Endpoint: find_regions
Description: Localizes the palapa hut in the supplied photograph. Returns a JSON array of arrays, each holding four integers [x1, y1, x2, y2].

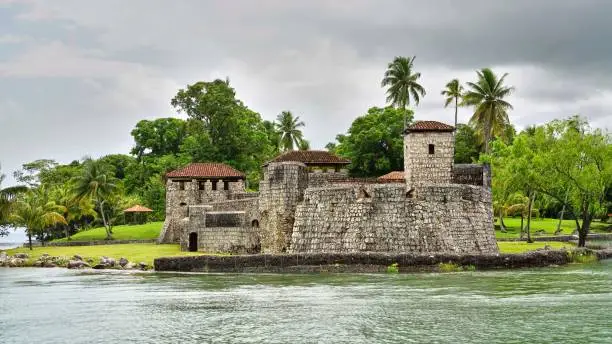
[[123, 204, 153, 225]]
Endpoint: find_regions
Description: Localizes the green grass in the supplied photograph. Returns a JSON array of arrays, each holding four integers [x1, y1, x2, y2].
[[497, 241, 574, 254], [495, 218, 609, 239], [5, 243, 201, 266], [54, 222, 163, 242]]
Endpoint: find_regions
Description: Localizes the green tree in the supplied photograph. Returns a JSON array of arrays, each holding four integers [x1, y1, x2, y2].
[[98, 154, 136, 180], [334, 106, 411, 177], [130, 118, 188, 160], [73, 160, 118, 239], [441, 79, 464, 128], [171, 79, 277, 187], [532, 117, 612, 246], [13, 159, 58, 187], [454, 124, 481, 163], [10, 186, 66, 249], [275, 111, 305, 151], [381, 56, 425, 128], [1, 166, 28, 235], [463, 68, 514, 153]]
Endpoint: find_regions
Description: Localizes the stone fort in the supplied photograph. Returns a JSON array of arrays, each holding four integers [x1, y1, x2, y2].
[[157, 120, 498, 254]]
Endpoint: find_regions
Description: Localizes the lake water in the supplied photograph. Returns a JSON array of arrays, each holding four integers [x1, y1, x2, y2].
[[0, 227, 26, 250], [1, 262, 611, 344]]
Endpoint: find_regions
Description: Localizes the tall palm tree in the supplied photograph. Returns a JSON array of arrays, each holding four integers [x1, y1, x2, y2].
[[463, 68, 514, 153], [381, 56, 426, 128], [275, 111, 305, 151], [10, 186, 66, 250], [441, 79, 464, 128], [0, 166, 27, 228], [73, 160, 117, 239]]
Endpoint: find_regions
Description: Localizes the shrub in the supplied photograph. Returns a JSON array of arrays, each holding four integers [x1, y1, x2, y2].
[[463, 264, 476, 272], [386, 263, 399, 273], [569, 250, 598, 264], [438, 262, 462, 272]]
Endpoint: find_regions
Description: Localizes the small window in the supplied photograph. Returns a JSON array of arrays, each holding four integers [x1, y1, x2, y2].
[[428, 144, 435, 155], [179, 181, 185, 190], [198, 181, 205, 190], [211, 180, 218, 191], [223, 181, 229, 190]]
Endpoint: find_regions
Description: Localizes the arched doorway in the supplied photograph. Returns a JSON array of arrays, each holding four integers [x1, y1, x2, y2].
[[251, 219, 259, 228], [188, 232, 198, 252]]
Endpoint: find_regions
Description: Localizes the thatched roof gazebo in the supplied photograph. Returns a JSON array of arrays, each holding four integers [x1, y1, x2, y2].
[[123, 205, 153, 225]]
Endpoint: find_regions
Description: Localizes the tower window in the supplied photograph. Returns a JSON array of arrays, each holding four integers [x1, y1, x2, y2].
[[198, 181, 205, 190], [428, 144, 435, 155], [179, 181, 185, 190], [223, 181, 229, 190], [211, 180, 218, 191]]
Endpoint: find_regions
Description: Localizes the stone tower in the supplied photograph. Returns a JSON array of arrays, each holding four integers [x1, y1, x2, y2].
[[258, 161, 309, 253], [404, 121, 455, 190]]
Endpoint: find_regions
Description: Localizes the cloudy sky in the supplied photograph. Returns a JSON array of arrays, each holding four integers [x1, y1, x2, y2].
[[1, 0, 611, 185]]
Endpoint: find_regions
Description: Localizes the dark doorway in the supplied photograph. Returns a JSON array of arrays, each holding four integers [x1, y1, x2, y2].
[[188, 232, 198, 252], [251, 219, 259, 228]]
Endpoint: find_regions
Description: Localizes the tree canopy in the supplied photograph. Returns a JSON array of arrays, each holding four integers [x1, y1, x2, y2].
[[332, 106, 411, 177]]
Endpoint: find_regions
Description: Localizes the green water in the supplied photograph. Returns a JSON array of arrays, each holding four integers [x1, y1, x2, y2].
[[1, 262, 611, 344]]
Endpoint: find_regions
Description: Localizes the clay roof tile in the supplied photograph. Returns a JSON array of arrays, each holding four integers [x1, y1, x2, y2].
[[165, 163, 245, 179], [264, 150, 351, 166], [407, 121, 455, 132], [377, 171, 405, 181]]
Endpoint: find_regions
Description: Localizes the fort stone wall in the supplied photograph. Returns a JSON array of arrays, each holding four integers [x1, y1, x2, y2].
[[289, 183, 497, 254]]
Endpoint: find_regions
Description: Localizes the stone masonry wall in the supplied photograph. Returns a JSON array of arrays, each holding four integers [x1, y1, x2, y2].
[[158, 178, 248, 244], [405, 131, 454, 189], [290, 183, 497, 254], [307, 170, 349, 187], [258, 162, 309, 253], [182, 205, 259, 254]]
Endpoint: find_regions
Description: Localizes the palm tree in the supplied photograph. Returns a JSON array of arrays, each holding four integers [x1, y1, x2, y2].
[[381, 56, 426, 128], [10, 186, 66, 250], [52, 185, 97, 240], [0, 165, 27, 228], [463, 68, 514, 153], [441, 79, 464, 128], [275, 111, 305, 151], [73, 160, 117, 239]]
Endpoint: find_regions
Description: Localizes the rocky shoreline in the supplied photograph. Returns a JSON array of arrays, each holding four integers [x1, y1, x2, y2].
[[0, 251, 150, 270]]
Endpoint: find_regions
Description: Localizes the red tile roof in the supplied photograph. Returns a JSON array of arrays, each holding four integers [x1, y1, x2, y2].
[[377, 171, 405, 181], [264, 150, 351, 166], [123, 205, 153, 213], [165, 163, 245, 179], [407, 121, 454, 132]]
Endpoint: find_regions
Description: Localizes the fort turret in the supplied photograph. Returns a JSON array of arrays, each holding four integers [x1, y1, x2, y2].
[[403, 121, 455, 191]]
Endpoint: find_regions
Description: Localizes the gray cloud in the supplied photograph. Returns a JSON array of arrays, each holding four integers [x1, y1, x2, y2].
[[0, 0, 611, 184]]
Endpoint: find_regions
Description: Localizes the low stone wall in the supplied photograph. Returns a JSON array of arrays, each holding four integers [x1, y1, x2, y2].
[[496, 233, 612, 242], [154, 249, 612, 273], [36, 239, 157, 247]]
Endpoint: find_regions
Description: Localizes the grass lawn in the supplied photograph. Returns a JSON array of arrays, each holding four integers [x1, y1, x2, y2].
[[4, 241, 576, 267], [497, 241, 574, 254], [54, 222, 164, 242], [5, 243, 201, 266], [495, 217, 610, 239]]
